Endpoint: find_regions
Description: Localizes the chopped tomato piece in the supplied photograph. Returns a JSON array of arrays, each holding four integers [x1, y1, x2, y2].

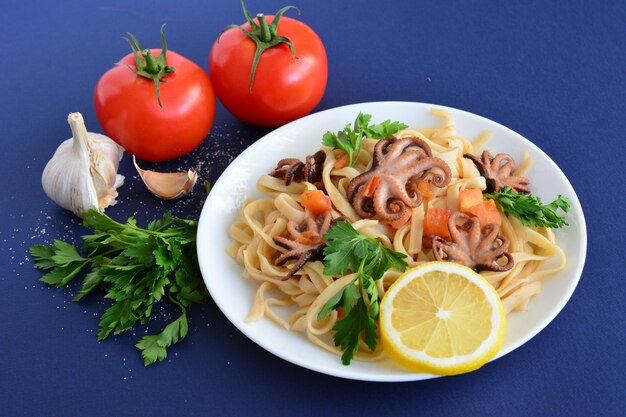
[[333, 151, 350, 169], [362, 176, 381, 198], [467, 199, 501, 226], [299, 190, 332, 216], [459, 188, 484, 213], [423, 207, 453, 238], [416, 180, 434, 201]]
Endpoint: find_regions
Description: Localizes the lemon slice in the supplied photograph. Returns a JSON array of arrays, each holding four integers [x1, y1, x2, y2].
[[380, 262, 506, 375]]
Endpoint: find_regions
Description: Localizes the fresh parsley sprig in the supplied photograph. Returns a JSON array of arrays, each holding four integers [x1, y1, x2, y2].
[[318, 221, 408, 365], [322, 113, 408, 167], [485, 186, 571, 228], [29, 210, 209, 366]]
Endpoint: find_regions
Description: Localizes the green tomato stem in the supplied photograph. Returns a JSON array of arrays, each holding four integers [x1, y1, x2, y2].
[[142, 50, 160, 74], [221, 1, 300, 92], [257, 14, 272, 42], [119, 25, 176, 107]]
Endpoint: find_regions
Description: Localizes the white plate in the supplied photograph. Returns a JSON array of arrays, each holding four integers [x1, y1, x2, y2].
[[197, 102, 587, 381]]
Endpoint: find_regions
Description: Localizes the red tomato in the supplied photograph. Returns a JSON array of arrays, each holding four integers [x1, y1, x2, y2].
[[423, 207, 453, 239], [94, 49, 215, 162], [467, 199, 502, 226], [299, 190, 332, 216], [459, 188, 484, 212], [210, 15, 327, 127]]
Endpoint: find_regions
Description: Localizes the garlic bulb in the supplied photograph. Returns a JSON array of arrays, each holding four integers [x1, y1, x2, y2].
[[42, 112, 125, 217], [133, 156, 197, 200]]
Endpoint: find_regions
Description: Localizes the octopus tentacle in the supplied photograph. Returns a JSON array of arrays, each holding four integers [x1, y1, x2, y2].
[[284, 161, 304, 185], [286, 219, 303, 238], [432, 236, 471, 265], [373, 139, 394, 166], [403, 137, 433, 157], [274, 247, 321, 280], [448, 214, 468, 252], [476, 251, 514, 272], [345, 170, 376, 201], [373, 195, 409, 222], [386, 137, 432, 159], [319, 210, 332, 233], [415, 157, 453, 188], [487, 238, 511, 259], [489, 252, 514, 272], [351, 191, 375, 218], [466, 216, 483, 252], [391, 152, 421, 172], [476, 223, 501, 252], [303, 151, 327, 183], [491, 153, 515, 177], [376, 175, 420, 208]]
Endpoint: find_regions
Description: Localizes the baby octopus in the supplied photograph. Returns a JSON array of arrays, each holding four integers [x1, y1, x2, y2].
[[464, 150, 530, 194], [269, 150, 326, 186], [346, 137, 451, 227], [273, 212, 335, 280], [432, 212, 514, 272]]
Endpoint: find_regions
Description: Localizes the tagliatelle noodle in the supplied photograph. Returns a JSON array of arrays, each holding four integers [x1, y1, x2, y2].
[[227, 108, 567, 361]]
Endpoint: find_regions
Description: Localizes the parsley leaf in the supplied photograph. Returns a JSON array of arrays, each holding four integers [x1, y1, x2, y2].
[[357, 113, 408, 139], [322, 221, 371, 276], [485, 187, 571, 228], [29, 209, 209, 366], [31, 241, 89, 287], [72, 269, 105, 301], [319, 221, 408, 365], [30, 244, 58, 270], [148, 212, 174, 232], [332, 295, 378, 365], [317, 280, 360, 321], [135, 305, 188, 365], [322, 127, 359, 166], [321, 113, 408, 167]]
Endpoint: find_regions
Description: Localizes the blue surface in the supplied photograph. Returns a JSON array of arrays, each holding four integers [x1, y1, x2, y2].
[[1, 0, 624, 416]]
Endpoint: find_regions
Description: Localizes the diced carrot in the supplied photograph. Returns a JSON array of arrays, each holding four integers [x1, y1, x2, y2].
[[299, 190, 332, 216], [416, 180, 434, 201], [423, 207, 453, 238], [361, 176, 381, 198], [467, 199, 501, 226], [333, 151, 350, 169], [459, 189, 484, 213]]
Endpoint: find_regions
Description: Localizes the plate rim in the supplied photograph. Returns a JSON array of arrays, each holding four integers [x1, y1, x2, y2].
[[197, 101, 587, 381]]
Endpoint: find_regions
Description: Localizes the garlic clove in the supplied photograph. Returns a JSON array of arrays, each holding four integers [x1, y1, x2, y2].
[[42, 113, 124, 217], [133, 156, 197, 200]]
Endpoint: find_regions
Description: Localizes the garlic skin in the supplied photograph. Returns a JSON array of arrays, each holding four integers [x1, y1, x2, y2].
[[133, 156, 197, 200], [42, 113, 125, 217]]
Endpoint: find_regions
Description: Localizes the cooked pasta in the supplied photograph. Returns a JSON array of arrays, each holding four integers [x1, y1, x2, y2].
[[227, 109, 566, 362]]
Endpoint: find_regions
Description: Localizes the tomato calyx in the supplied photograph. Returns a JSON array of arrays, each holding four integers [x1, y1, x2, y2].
[[119, 24, 175, 107], [219, 0, 300, 91]]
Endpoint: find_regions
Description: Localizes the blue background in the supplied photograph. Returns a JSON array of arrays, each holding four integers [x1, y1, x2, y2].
[[1, 0, 624, 416]]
